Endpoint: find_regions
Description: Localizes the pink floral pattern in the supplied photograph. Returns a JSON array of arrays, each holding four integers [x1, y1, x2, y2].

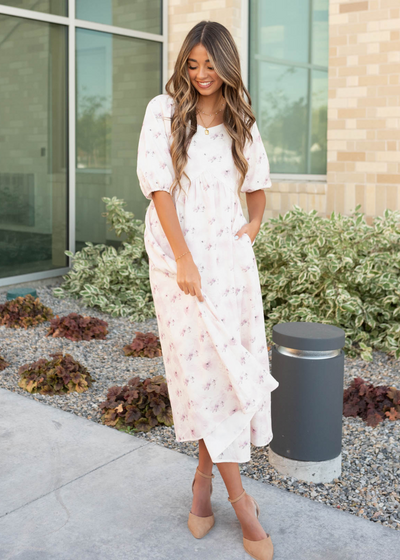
[[137, 94, 279, 463]]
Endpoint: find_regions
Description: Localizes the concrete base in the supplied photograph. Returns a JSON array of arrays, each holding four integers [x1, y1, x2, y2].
[[269, 447, 342, 483]]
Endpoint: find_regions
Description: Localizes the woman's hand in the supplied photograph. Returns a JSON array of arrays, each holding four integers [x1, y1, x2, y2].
[[234, 219, 261, 244], [176, 253, 204, 302]]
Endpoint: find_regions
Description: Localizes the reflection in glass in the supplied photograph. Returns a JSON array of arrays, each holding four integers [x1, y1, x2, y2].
[[0, 15, 68, 278], [257, 0, 309, 64], [0, 1, 67, 16], [311, 71, 328, 174], [76, 28, 161, 249], [257, 63, 308, 174], [312, 0, 329, 67], [76, 0, 162, 34]]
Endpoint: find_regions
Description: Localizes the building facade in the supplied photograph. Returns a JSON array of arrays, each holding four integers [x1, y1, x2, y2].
[[0, 0, 398, 286]]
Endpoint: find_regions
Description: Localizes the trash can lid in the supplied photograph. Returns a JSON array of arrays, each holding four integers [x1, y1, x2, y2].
[[272, 322, 345, 351]]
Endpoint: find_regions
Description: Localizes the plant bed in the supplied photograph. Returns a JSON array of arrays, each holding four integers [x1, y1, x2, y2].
[[1, 287, 399, 531], [0, 294, 53, 328], [47, 313, 108, 341], [343, 377, 400, 427], [123, 331, 162, 358], [18, 352, 96, 395], [99, 375, 173, 432]]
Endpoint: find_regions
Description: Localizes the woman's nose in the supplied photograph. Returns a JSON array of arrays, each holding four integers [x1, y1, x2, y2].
[[196, 66, 209, 79]]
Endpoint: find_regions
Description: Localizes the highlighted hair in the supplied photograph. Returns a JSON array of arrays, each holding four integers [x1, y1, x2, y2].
[[165, 20, 255, 199]]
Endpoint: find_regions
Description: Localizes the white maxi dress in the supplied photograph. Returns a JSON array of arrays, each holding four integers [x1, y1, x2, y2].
[[137, 93, 279, 463]]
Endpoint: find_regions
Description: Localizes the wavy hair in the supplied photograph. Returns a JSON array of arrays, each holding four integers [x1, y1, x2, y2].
[[165, 20, 255, 199]]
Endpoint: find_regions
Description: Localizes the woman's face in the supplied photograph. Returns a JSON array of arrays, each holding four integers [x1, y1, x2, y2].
[[187, 43, 224, 97]]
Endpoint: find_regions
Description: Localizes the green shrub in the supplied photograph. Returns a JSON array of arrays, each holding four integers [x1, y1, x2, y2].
[[123, 331, 162, 358], [99, 375, 173, 432], [343, 377, 400, 427], [18, 352, 95, 395], [254, 205, 400, 361], [0, 295, 53, 328], [53, 197, 154, 322], [47, 313, 108, 341], [0, 355, 9, 371]]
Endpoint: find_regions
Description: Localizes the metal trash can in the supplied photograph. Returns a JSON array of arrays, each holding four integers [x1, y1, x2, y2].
[[269, 322, 345, 483]]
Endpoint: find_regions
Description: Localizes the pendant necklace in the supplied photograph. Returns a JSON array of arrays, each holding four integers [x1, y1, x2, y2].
[[196, 98, 225, 135]]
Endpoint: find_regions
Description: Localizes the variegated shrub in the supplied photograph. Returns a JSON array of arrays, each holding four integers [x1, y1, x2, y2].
[[54, 197, 154, 322], [254, 205, 400, 362]]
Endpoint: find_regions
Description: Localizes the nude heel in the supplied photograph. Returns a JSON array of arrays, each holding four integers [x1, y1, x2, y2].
[[187, 467, 215, 539], [228, 489, 274, 560]]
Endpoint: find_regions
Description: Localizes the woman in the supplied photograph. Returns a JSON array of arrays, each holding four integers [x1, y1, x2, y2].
[[137, 20, 279, 560]]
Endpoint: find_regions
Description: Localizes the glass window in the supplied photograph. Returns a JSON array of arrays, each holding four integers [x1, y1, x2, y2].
[[0, 14, 68, 279], [257, 1, 309, 64], [249, 0, 329, 175], [256, 63, 308, 174], [312, 0, 329, 67], [76, 0, 162, 35], [75, 28, 161, 249], [311, 70, 328, 174], [0, 1, 67, 16]]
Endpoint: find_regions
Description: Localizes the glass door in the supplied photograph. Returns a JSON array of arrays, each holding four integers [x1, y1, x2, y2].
[[0, 13, 68, 278]]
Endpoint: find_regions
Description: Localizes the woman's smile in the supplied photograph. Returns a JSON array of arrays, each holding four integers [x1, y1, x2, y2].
[[197, 81, 213, 89]]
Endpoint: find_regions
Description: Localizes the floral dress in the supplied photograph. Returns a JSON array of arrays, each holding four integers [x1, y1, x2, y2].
[[137, 93, 279, 463]]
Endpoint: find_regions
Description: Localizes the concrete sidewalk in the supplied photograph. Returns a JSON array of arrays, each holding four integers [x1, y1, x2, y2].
[[0, 388, 398, 560]]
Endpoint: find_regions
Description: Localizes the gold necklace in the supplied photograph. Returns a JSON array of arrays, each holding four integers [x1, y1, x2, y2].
[[197, 99, 225, 117], [196, 98, 225, 135], [198, 111, 218, 135]]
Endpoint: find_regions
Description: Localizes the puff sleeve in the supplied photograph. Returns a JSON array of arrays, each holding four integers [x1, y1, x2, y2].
[[240, 120, 272, 193], [137, 96, 174, 200]]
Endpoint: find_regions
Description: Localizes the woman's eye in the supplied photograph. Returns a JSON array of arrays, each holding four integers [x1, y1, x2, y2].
[[188, 66, 214, 70]]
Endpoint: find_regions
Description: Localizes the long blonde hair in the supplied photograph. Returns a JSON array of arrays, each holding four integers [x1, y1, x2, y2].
[[165, 20, 255, 199]]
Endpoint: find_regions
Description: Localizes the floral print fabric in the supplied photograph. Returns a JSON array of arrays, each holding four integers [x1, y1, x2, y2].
[[137, 94, 279, 463]]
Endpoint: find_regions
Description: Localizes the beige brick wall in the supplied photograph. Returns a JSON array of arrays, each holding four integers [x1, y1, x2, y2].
[[328, 0, 400, 224]]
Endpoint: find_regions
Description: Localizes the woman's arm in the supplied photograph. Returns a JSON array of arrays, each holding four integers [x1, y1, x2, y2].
[[152, 191, 204, 302], [235, 190, 266, 243]]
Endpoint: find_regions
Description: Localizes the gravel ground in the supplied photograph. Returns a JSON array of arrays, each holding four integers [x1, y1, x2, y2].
[[0, 285, 399, 532]]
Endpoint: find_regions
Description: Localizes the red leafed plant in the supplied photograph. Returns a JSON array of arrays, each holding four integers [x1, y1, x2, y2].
[[0, 295, 53, 328], [0, 355, 10, 371], [99, 375, 173, 432], [18, 352, 95, 395], [123, 331, 162, 358], [343, 377, 400, 427], [47, 313, 108, 341]]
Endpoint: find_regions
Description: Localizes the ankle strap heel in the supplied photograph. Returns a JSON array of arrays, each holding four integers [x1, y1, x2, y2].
[[228, 488, 246, 504], [192, 467, 215, 496], [228, 489, 273, 558], [188, 467, 216, 539], [228, 489, 261, 519], [196, 467, 215, 480]]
